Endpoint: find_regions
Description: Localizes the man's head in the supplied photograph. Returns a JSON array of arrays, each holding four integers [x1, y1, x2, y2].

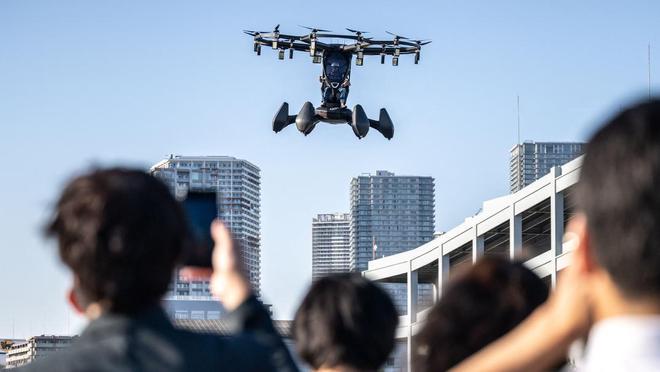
[[46, 168, 187, 314], [293, 274, 398, 371], [414, 257, 549, 372], [572, 99, 660, 304]]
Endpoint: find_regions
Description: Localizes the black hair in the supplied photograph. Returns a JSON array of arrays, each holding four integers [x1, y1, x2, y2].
[[576, 99, 660, 299], [414, 257, 549, 372], [293, 274, 399, 371], [46, 168, 187, 313]]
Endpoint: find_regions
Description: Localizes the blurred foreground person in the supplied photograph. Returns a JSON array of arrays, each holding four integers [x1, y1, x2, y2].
[[293, 274, 398, 372], [453, 99, 660, 372], [414, 257, 549, 371], [21, 169, 298, 371]]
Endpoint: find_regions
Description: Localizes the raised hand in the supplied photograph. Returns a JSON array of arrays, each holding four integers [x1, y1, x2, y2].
[[209, 220, 252, 311]]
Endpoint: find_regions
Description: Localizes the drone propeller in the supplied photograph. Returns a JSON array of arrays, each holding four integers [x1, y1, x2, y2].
[[386, 31, 410, 40], [413, 39, 432, 46], [244, 25, 281, 36], [299, 25, 332, 33], [244, 29, 275, 36], [346, 28, 369, 35]]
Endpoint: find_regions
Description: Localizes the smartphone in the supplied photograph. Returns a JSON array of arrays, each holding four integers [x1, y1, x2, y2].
[[180, 191, 218, 268]]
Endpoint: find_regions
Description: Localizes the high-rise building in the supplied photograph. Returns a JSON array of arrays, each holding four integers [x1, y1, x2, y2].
[[151, 155, 262, 297], [350, 171, 435, 273], [349, 171, 436, 315], [312, 213, 351, 280], [510, 141, 584, 193]]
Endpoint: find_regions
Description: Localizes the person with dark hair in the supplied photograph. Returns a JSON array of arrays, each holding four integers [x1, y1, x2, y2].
[[414, 257, 549, 372], [453, 99, 660, 372], [20, 168, 298, 372], [293, 274, 398, 372]]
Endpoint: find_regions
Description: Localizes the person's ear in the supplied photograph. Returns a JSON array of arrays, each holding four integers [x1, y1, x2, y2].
[[565, 213, 596, 273], [67, 277, 85, 314]]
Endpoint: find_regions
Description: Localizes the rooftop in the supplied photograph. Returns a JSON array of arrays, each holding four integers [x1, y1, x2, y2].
[[175, 319, 293, 338], [150, 155, 259, 172]]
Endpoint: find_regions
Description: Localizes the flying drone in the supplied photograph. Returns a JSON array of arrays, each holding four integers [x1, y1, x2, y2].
[[244, 25, 430, 139]]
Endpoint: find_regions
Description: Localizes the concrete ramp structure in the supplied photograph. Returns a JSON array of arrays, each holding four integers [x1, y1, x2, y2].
[[363, 156, 584, 371]]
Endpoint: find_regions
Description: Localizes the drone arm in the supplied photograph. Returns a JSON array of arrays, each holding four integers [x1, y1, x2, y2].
[[252, 40, 317, 54], [252, 32, 304, 41], [314, 33, 361, 40], [361, 47, 418, 55], [339, 42, 371, 52], [287, 43, 314, 52], [311, 40, 330, 50], [339, 44, 358, 52]]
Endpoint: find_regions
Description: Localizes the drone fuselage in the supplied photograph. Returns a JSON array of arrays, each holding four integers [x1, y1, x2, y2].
[[245, 26, 430, 139], [271, 48, 394, 139], [320, 50, 352, 108]]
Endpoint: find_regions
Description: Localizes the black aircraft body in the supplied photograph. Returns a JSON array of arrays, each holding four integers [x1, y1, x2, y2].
[[244, 25, 430, 139]]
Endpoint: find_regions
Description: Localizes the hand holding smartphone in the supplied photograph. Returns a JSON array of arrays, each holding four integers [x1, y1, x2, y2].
[[177, 192, 253, 309], [180, 191, 218, 268]]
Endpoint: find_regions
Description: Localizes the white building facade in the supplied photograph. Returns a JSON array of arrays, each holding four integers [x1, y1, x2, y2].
[[312, 213, 351, 280], [350, 171, 435, 272], [510, 141, 584, 193], [364, 156, 583, 371], [350, 171, 436, 315], [5, 336, 77, 369]]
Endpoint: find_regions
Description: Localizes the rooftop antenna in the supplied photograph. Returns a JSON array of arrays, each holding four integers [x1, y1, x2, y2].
[[517, 95, 521, 145], [649, 43, 652, 100]]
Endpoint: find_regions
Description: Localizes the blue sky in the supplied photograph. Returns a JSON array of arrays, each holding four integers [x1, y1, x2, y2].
[[0, 0, 658, 337]]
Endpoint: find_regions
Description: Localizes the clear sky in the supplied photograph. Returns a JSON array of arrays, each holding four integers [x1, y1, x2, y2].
[[0, 0, 658, 337]]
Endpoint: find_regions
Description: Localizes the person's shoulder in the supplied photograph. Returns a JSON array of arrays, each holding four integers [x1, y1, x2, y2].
[[171, 328, 283, 370], [171, 326, 268, 354]]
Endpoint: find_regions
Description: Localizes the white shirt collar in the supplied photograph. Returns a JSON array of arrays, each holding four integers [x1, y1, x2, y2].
[[582, 315, 660, 372]]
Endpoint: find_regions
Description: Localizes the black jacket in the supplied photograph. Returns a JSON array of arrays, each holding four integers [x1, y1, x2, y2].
[[19, 296, 299, 372]]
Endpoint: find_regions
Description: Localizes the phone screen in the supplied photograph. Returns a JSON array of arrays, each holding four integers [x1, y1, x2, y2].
[[181, 191, 218, 268]]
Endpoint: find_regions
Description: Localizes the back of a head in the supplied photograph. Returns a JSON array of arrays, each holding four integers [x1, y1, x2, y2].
[[414, 257, 549, 372], [46, 168, 187, 314], [576, 99, 660, 299], [293, 274, 398, 371]]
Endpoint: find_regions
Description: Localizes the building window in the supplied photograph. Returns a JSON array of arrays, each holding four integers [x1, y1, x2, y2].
[[190, 311, 205, 320], [174, 311, 189, 320], [207, 311, 221, 320]]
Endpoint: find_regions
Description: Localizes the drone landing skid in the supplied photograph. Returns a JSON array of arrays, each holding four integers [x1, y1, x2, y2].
[[272, 102, 394, 140]]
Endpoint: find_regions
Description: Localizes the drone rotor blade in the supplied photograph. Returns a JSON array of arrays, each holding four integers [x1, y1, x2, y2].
[[315, 33, 361, 41], [299, 25, 332, 32], [386, 31, 409, 40], [244, 29, 272, 35], [346, 28, 369, 34]]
